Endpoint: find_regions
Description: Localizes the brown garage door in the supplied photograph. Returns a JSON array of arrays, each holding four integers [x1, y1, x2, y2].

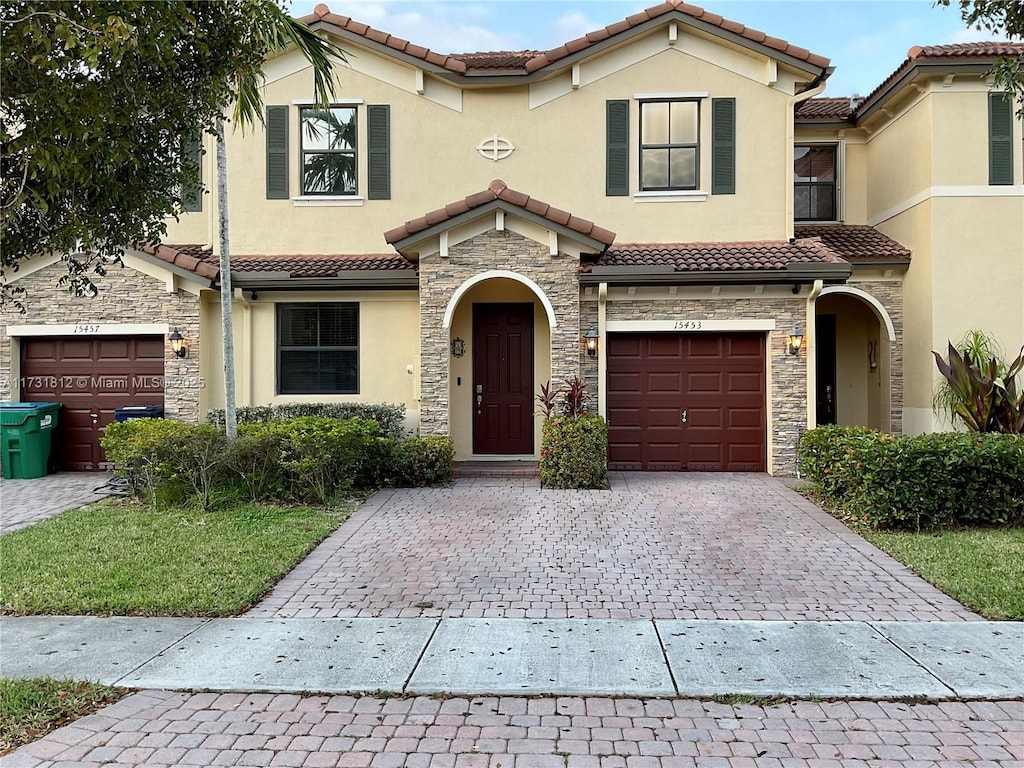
[[21, 337, 165, 470], [607, 333, 766, 471]]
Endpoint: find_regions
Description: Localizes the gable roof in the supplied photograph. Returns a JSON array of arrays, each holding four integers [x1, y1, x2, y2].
[[302, 0, 830, 81], [384, 179, 616, 251], [795, 97, 857, 121]]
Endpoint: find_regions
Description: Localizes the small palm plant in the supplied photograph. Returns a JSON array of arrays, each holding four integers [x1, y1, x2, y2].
[[933, 331, 1024, 434]]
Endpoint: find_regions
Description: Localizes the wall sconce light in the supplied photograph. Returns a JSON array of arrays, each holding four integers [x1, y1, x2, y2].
[[450, 338, 465, 358], [169, 328, 189, 358], [868, 340, 878, 370], [584, 327, 600, 357], [787, 326, 804, 356]]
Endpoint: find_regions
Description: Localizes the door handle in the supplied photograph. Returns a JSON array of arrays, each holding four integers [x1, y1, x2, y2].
[[90, 412, 99, 425], [680, 409, 688, 424], [476, 394, 482, 415]]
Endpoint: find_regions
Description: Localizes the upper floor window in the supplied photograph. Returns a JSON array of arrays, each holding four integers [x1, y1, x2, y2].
[[794, 145, 836, 221], [640, 100, 699, 191], [278, 303, 359, 394], [301, 107, 357, 195]]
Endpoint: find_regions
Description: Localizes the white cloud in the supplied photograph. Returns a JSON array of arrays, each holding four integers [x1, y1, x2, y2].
[[947, 26, 1014, 43], [543, 10, 599, 47]]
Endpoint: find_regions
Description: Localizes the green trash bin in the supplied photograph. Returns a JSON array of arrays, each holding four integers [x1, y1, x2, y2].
[[0, 402, 61, 479]]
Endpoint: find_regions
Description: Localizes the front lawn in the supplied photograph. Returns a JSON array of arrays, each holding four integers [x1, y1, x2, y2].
[[0, 501, 350, 616], [0, 678, 124, 754], [863, 526, 1024, 621]]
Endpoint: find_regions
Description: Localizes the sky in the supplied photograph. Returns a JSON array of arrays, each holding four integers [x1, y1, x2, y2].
[[286, 0, 1015, 98]]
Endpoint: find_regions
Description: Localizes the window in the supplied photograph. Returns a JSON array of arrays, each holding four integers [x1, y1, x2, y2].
[[301, 107, 357, 195], [794, 145, 837, 221], [640, 100, 699, 191], [278, 303, 359, 394]]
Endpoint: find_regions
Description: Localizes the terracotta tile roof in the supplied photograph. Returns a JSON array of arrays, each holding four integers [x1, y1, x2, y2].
[[796, 97, 857, 120], [136, 243, 219, 280], [793, 225, 911, 261], [137, 244, 412, 280], [580, 239, 846, 273], [384, 179, 616, 247], [860, 41, 1024, 116], [450, 51, 543, 70], [304, 1, 829, 76], [231, 254, 413, 277]]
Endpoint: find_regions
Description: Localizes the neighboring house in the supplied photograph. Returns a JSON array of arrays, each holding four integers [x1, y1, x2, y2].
[[2, 2, 1022, 474]]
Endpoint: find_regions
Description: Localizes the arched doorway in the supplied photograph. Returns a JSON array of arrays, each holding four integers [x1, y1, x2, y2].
[[815, 287, 896, 431], [444, 273, 554, 460]]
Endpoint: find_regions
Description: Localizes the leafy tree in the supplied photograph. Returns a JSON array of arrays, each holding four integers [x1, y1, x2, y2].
[[0, 1, 340, 305], [938, 0, 1024, 113]]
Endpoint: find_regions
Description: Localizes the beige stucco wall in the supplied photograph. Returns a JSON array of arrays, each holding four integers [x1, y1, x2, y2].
[[198, 289, 421, 425], [865, 97, 934, 222], [816, 293, 883, 429], [166, 29, 801, 253]]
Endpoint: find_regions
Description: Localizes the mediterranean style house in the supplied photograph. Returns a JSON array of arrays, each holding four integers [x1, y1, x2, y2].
[[2, 1, 1022, 474]]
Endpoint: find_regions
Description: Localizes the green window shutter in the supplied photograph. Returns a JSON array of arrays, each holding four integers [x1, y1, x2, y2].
[[266, 105, 290, 199], [606, 100, 630, 196], [182, 130, 203, 212], [989, 92, 1014, 186], [711, 97, 736, 195], [367, 104, 390, 200]]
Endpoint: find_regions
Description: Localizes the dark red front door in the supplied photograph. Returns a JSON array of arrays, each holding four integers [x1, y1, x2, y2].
[[473, 303, 534, 454]]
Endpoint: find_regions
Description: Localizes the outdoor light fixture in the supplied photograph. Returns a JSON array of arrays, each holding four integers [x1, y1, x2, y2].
[[787, 326, 804, 356], [584, 328, 600, 357], [450, 338, 465, 358], [169, 328, 188, 358]]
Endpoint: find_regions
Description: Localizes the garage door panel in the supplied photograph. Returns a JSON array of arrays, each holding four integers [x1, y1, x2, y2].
[[607, 332, 765, 472], [21, 336, 165, 471]]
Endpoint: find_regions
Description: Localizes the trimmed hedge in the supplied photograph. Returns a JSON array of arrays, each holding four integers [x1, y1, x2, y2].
[[207, 402, 406, 440], [540, 414, 609, 489], [798, 427, 1024, 530], [102, 417, 454, 510]]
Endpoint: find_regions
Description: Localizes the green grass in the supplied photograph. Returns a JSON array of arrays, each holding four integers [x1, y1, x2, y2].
[[0, 501, 350, 616], [863, 526, 1024, 621], [1, 678, 124, 754]]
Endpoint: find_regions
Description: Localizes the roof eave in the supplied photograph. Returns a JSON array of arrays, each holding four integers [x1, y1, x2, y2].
[[855, 60, 998, 123], [848, 258, 911, 271], [230, 271, 419, 290], [795, 118, 857, 130], [126, 247, 218, 288], [579, 262, 851, 285]]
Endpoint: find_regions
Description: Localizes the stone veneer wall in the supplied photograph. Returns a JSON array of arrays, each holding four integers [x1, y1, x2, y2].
[[418, 229, 581, 436], [580, 293, 807, 476], [0, 261, 203, 422], [849, 279, 904, 435]]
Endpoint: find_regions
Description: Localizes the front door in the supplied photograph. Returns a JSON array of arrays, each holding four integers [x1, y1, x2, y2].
[[472, 303, 534, 454], [816, 314, 837, 425]]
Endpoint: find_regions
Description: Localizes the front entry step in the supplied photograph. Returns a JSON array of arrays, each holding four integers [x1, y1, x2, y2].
[[453, 461, 538, 478]]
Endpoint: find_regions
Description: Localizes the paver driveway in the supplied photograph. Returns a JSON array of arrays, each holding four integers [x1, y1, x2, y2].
[[0, 472, 113, 534], [251, 474, 976, 622]]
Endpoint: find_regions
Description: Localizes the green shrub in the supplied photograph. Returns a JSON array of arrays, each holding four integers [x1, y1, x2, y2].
[[224, 425, 287, 502], [540, 414, 609, 489], [798, 427, 1024, 530], [271, 417, 381, 505], [102, 419, 198, 505], [208, 403, 407, 440], [394, 436, 454, 487]]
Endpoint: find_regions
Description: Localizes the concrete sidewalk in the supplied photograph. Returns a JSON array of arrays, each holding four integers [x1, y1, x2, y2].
[[3, 615, 1020, 700]]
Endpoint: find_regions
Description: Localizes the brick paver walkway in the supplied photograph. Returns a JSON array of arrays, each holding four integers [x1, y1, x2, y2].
[[5, 691, 1021, 768], [0, 472, 113, 534], [250, 474, 977, 622]]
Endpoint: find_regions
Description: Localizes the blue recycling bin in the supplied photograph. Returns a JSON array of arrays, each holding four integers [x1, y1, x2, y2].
[[113, 405, 165, 423]]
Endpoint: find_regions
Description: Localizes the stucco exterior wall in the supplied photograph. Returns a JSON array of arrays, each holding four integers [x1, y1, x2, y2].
[[0, 259, 203, 423], [166, 32, 799, 254]]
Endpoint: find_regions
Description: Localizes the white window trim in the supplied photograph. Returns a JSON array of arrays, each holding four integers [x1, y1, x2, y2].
[[633, 190, 708, 203], [292, 98, 364, 105], [292, 196, 365, 207], [633, 92, 709, 100]]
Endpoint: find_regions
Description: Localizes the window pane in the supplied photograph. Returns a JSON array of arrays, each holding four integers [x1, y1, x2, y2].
[[670, 102, 698, 144], [641, 102, 669, 144], [301, 109, 333, 151], [279, 305, 318, 346], [641, 148, 669, 188], [669, 147, 697, 188], [318, 350, 358, 393], [319, 304, 358, 346], [808, 146, 835, 181], [794, 186, 811, 219], [329, 108, 357, 150], [279, 350, 322, 393], [811, 184, 835, 220], [303, 153, 356, 194]]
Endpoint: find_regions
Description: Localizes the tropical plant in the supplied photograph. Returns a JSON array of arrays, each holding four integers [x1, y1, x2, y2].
[[933, 339, 1024, 434], [537, 380, 557, 418], [561, 376, 590, 417]]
